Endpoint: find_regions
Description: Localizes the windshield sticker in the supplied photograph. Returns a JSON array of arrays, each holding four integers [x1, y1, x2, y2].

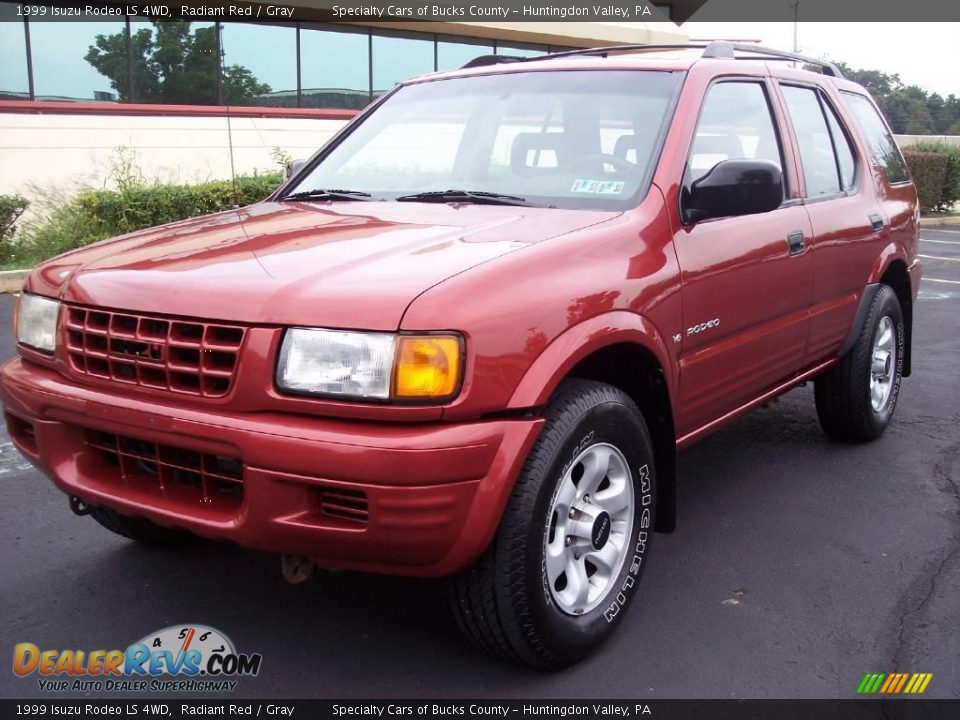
[[570, 179, 626, 195]]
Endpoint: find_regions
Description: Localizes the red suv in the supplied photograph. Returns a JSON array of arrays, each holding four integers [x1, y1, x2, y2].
[[2, 43, 920, 668]]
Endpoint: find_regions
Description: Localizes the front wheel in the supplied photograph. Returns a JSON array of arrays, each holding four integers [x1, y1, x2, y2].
[[814, 284, 905, 442], [448, 379, 656, 668]]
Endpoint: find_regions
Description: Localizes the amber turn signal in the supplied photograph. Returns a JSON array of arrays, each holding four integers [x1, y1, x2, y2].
[[393, 335, 462, 400]]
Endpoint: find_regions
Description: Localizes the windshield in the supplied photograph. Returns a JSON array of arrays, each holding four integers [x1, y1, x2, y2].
[[285, 70, 682, 210]]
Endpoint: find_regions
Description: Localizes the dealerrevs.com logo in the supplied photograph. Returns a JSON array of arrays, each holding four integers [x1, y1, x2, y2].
[[13, 624, 262, 693]]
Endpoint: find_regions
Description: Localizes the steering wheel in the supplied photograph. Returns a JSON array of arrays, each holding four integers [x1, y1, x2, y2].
[[567, 153, 636, 175]]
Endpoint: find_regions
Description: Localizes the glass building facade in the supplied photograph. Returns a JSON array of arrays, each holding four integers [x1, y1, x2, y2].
[[0, 3, 567, 109]]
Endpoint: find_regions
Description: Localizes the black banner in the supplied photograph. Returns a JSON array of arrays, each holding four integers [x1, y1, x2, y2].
[[1, 0, 960, 23], [3, 699, 960, 719]]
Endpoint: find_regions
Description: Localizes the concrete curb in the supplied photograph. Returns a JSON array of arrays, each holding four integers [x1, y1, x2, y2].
[[920, 216, 960, 227], [0, 269, 29, 293]]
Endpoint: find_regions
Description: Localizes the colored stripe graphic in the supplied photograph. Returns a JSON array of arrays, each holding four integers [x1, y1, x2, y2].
[[858, 672, 932, 694], [894, 673, 910, 693]]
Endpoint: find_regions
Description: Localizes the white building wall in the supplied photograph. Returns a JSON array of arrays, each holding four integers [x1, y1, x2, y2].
[[0, 111, 957, 200], [0, 112, 350, 196]]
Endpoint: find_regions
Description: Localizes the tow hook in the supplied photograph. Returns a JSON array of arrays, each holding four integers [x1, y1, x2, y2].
[[69, 496, 92, 516], [280, 554, 315, 584]]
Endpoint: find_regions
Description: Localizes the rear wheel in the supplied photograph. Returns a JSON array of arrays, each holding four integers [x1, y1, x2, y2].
[[448, 379, 656, 668], [815, 284, 905, 442], [89, 505, 196, 546]]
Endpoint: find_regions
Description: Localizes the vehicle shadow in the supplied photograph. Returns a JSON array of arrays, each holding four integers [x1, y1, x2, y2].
[[43, 385, 853, 698]]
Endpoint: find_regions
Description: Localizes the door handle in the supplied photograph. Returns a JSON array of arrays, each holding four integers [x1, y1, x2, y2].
[[786, 231, 805, 256], [869, 213, 885, 232]]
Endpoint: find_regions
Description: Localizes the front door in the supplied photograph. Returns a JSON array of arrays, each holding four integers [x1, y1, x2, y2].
[[673, 79, 815, 435]]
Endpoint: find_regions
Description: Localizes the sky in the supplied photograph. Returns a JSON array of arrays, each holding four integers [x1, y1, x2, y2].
[[676, 22, 960, 98]]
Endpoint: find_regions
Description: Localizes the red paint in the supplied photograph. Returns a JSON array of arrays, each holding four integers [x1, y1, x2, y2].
[[1, 55, 920, 576], [0, 99, 358, 121]]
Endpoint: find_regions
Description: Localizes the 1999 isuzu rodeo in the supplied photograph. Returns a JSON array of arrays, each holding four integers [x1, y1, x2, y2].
[[2, 42, 921, 668]]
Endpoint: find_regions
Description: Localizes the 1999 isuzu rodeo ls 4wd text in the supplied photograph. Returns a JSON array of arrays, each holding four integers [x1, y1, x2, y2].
[[1, 42, 920, 668]]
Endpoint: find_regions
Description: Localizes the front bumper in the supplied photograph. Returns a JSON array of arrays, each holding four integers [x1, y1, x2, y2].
[[1, 357, 543, 577]]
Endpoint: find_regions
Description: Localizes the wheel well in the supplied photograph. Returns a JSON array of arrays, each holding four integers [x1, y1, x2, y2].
[[880, 260, 913, 377], [567, 343, 677, 533]]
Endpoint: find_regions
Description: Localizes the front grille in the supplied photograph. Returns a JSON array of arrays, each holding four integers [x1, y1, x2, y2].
[[87, 430, 244, 510], [65, 306, 245, 398]]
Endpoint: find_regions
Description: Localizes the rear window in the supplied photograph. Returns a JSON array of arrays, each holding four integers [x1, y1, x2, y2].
[[841, 92, 909, 184]]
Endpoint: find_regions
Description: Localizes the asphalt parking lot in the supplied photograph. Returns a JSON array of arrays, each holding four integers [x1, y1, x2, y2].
[[1, 227, 958, 700]]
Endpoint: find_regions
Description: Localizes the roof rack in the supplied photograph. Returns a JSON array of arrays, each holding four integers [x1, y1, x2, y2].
[[460, 54, 524, 69], [461, 41, 844, 78]]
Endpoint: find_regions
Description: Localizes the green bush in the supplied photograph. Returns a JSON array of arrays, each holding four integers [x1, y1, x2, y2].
[[910, 142, 960, 212], [0, 193, 28, 264], [2, 172, 283, 270], [902, 150, 948, 212], [76, 172, 283, 237]]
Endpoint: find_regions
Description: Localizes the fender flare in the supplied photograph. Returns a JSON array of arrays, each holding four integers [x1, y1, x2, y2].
[[839, 283, 880, 357], [506, 311, 679, 534], [507, 310, 675, 411]]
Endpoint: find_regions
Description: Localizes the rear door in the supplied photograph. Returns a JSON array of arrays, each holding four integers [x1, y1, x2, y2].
[[772, 79, 889, 363], [672, 78, 815, 434]]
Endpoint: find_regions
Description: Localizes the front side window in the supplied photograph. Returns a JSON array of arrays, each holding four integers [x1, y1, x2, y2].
[[841, 92, 909, 184], [780, 85, 842, 197], [287, 70, 682, 211], [687, 81, 784, 185]]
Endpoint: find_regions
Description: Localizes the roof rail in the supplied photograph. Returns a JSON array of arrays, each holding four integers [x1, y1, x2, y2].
[[460, 55, 524, 69], [702, 41, 844, 77], [460, 42, 844, 78]]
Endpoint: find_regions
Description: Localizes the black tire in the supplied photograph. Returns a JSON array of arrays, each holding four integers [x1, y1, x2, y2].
[[448, 379, 656, 669], [89, 505, 196, 546], [814, 284, 905, 442]]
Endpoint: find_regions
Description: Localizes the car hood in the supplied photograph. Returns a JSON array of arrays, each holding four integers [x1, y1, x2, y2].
[[28, 201, 617, 329]]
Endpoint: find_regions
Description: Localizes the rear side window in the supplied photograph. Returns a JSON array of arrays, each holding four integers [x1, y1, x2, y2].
[[841, 92, 909, 184], [781, 85, 841, 197], [823, 100, 857, 191], [688, 81, 784, 184]]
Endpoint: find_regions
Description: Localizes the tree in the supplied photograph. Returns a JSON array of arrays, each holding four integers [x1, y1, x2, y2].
[[85, 21, 270, 105], [831, 62, 960, 136]]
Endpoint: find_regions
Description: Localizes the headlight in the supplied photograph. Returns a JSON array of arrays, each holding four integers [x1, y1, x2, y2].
[[16, 293, 60, 353], [277, 328, 462, 402]]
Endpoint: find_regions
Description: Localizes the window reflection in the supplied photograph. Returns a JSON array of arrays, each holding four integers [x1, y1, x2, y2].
[[31, 20, 124, 101], [220, 23, 296, 106], [372, 33, 434, 98], [437, 39, 494, 71], [9, 12, 569, 110], [126, 20, 219, 105], [0, 5, 29, 99], [496, 43, 549, 59], [301, 26, 369, 109]]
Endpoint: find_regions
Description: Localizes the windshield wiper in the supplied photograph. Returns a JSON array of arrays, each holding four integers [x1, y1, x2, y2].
[[283, 188, 373, 202], [394, 190, 534, 207]]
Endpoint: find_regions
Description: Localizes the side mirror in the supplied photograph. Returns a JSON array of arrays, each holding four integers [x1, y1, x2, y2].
[[285, 159, 306, 180], [682, 159, 783, 224]]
